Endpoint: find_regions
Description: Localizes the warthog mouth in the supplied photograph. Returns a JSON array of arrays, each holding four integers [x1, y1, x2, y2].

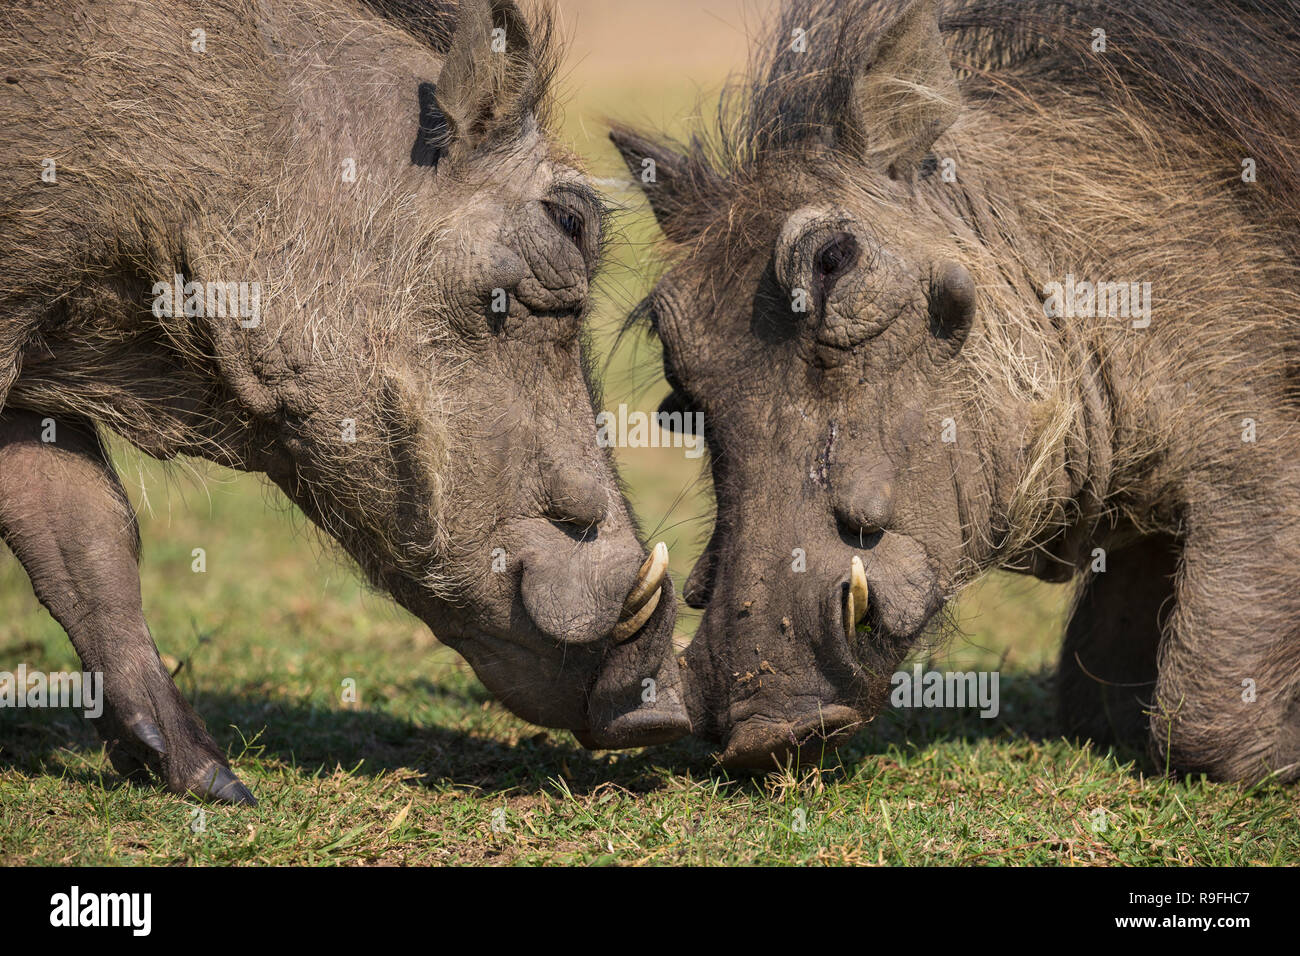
[[719, 704, 864, 770], [714, 558, 884, 770], [412, 542, 687, 748], [578, 546, 691, 749]]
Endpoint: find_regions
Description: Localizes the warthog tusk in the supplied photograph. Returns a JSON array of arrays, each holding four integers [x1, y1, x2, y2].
[[612, 587, 662, 643], [614, 542, 668, 641], [850, 556, 869, 622], [624, 541, 668, 614], [844, 555, 869, 643]]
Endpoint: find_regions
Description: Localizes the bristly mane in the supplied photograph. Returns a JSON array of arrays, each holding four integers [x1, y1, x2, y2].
[[659, 0, 1300, 228], [357, 0, 460, 49]]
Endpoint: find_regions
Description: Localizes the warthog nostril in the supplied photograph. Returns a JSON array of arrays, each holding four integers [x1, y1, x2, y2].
[[612, 541, 668, 642]]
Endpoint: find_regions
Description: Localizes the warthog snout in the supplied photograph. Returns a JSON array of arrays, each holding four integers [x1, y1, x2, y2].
[[581, 545, 692, 749], [686, 564, 871, 771], [678, 529, 936, 770], [504, 528, 687, 749]]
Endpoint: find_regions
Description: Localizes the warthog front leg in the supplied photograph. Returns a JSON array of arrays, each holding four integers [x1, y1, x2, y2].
[[1057, 534, 1179, 749], [0, 409, 255, 803], [1148, 513, 1300, 784]]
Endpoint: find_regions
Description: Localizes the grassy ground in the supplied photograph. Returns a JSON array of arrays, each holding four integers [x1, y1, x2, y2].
[[0, 482, 1293, 865], [1, 0, 1297, 866]]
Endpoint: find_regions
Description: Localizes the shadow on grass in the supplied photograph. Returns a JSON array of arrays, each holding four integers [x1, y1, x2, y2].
[[0, 690, 721, 799], [0, 666, 1153, 799], [842, 667, 1153, 773]]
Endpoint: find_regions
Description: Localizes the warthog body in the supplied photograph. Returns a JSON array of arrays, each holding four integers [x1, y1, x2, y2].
[[614, 0, 1300, 780], [0, 0, 688, 803]]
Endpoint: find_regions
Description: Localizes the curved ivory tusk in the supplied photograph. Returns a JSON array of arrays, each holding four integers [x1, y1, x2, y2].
[[844, 556, 870, 643], [850, 556, 869, 624], [624, 541, 668, 615], [612, 587, 661, 643]]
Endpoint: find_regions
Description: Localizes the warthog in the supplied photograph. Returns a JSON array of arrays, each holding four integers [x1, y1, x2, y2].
[[612, 0, 1300, 780], [0, 0, 689, 804]]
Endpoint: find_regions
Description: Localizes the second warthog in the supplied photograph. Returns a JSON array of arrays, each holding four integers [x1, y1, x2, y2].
[[0, 0, 689, 804], [613, 0, 1300, 780]]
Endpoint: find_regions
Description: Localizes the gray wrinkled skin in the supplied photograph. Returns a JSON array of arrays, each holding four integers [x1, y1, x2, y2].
[[0, 0, 687, 804]]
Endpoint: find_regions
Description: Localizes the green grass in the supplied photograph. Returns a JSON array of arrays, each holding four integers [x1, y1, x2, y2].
[[1, 439, 1295, 866], [1, 73, 1297, 868], [2, 476, 1289, 868]]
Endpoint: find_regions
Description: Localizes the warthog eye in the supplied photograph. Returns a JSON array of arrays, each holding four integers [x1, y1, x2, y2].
[[544, 201, 585, 248], [815, 233, 858, 280]]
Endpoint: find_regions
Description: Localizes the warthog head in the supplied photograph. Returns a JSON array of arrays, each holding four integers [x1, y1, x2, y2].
[[610, 0, 1072, 765], [4, 0, 689, 747], [260, 0, 692, 746]]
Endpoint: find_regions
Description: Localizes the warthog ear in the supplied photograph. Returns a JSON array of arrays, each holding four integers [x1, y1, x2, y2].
[[609, 125, 714, 243], [411, 81, 451, 167], [839, 0, 960, 179], [414, 0, 539, 167]]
